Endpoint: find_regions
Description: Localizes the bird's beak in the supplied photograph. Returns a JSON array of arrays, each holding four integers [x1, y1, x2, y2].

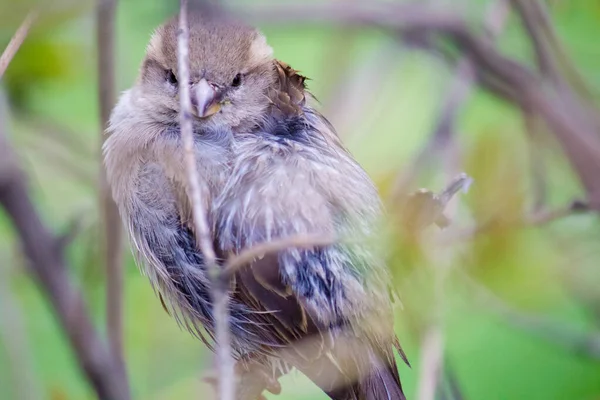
[[191, 79, 221, 118]]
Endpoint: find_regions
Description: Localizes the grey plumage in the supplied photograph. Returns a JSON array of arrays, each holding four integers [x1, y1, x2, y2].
[[103, 12, 407, 400]]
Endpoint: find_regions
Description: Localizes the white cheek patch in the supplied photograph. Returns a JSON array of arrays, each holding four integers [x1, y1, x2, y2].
[[248, 33, 273, 69], [147, 28, 164, 60]]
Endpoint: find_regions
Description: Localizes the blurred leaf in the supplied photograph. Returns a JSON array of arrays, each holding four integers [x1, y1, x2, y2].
[[3, 36, 82, 112], [0, 0, 91, 28], [464, 128, 527, 228]]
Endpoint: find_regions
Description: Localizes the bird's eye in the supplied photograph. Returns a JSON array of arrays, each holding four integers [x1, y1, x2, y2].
[[231, 73, 242, 87], [166, 70, 178, 86]]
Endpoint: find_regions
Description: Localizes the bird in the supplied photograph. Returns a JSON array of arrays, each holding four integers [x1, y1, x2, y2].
[[103, 11, 408, 400]]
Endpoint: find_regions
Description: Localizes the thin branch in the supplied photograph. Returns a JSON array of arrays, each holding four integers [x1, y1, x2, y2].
[[0, 106, 130, 400], [442, 28, 600, 207], [525, 200, 590, 225], [97, 0, 125, 372], [462, 272, 600, 360], [511, 0, 562, 85], [236, 2, 463, 32], [26, 116, 96, 161], [222, 234, 338, 279], [527, 0, 597, 102], [416, 149, 467, 400], [20, 133, 96, 187], [327, 42, 399, 141], [446, 200, 591, 243], [400, 173, 473, 231], [177, 2, 234, 399], [241, 1, 600, 208], [0, 11, 37, 79], [0, 259, 42, 400], [391, 0, 509, 200], [417, 326, 444, 400], [442, 360, 465, 400], [523, 110, 548, 211]]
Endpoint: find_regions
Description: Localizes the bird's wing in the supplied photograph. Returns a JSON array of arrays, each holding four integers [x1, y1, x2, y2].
[[221, 229, 406, 399], [267, 60, 307, 118], [225, 247, 331, 361]]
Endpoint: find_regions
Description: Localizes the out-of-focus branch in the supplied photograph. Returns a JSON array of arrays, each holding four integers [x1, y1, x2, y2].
[[512, 0, 595, 104], [512, 0, 590, 213], [523, 111, 548, 211], [0, 255, 42, 400], [240, 1, 600, 209], [96, 0, 126, 374], [0, 112, 129, 400], [414, 171, 470, 400], [462, 272, 600, 360], [236, 3, 462, 32], [400, 173, 473, 232], [446, 200, 591, 243], [326, 42, 399, 141], [177, 2, 234, 400], [0, 11, 36, 79], [441, 360, 465, 400], [417, 326, 444, 400], [391, 0, 510, 200], [511, 0, 562, 85], [0, 98, 40, 400], [528, 1, 597, 102], [441, 28, 600, 207], [525, 200, 590, 225], [20, 133, 96, 187]]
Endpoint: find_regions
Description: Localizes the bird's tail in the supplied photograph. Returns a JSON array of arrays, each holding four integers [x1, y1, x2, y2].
[[296, 347, 406, 400], [353, 359, 406, 400]]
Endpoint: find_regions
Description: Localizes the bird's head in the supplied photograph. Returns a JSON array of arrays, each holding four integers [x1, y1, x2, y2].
[[137, 13, 276, 131]]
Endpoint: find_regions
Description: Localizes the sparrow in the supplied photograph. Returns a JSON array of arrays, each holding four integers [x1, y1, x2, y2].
[[103, 11, 408, 400]]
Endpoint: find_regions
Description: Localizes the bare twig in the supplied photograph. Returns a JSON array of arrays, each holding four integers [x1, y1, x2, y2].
[[511, 0, 562, 85], [326, 42, 399, 141], [222, 234, 337, 279], [523, 111, 548, 210], [414, 152, 468, 400], [26, 116, 96, 160], [417, 326, 444, 400], [20, 133, 96, 187], [177, 2, 234, 399], [391, 0, 510, 200], [97, 0, 125, 372], [236, 2, 462, 32], [526, 0, 597, 101], [0, 256, 42, 400], [442, 360, 465, 400], [462, 272, 600, 360], [446, 200, 591, 243], [0, 11, 36, 79], [401, 172, 473, 231], [241, 1, 600, 208], [511, 0, 596, 106], [441, 28, 600, 207], [525, 200, 590, 225], [0, 108, 129, 400]]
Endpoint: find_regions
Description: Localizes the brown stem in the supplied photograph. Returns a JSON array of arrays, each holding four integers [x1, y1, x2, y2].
[[0, 120, 130, 400], [96, 0, 126, 372], [447, 200, 591, 243], [177, 2, 234, 399], [511, 0, 562, 84], [390, 0, 509, 200], [0, 261, 42, 399], [240, 1, 600, 208]]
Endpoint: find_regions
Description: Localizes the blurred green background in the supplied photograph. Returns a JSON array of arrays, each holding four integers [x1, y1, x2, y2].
[[1, 0, 600, 399]]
